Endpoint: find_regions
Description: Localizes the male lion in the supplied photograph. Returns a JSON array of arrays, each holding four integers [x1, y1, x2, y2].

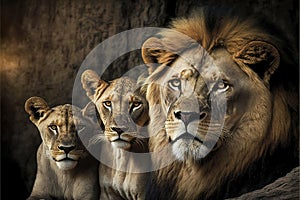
[[142, 6, 299, 200], [81, 70, 150, 200], [25, 97, 99, 200]]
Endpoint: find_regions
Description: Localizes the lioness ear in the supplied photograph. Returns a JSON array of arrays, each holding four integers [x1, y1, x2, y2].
[[82, 101, 99, 123], [82, 101, 104, 131], [81, 69, 109, 102], [233, 41, 280, 84], [142, 37, 176, 74], [25, 97, 50, 124]]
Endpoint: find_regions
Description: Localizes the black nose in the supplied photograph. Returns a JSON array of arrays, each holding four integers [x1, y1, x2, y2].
[[58, 145, 75, 154], [111, 127, 128, 135], [174, 111, 207, 125]]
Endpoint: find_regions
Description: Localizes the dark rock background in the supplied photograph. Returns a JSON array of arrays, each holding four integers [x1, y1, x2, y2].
[[1, 0, 298, 199]]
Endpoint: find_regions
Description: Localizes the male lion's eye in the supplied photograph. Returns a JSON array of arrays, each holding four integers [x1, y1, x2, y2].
[[168, 79, 181, 90], [132, 102, 142, 110], [103, 101, 112, 109], [218, 82, 225, 89], [215, 81, 230, 92]]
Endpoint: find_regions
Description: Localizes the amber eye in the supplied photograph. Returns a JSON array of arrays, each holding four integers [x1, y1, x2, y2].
[[217, 82, 226, 89], [133, 102, 141, 107], [215, 81, 230, 92], [168, 79, 181, 90], [48, 125, 57, 131], [103, 101, 112, 109], [132, 102, 142, 110]]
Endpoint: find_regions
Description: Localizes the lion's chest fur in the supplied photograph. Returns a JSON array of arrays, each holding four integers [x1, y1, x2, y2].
[[147, 130, 249, 200], [148, 131, 217, 200], [99, 149, 149, 200], [29, 144, 99, 200], [100, 165, 147, 200]]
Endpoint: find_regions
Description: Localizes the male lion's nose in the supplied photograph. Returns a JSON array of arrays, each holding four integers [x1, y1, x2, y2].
[[58, 145, 75, 154], [111, 127, 128, 136], [174, 111, 207, 125]]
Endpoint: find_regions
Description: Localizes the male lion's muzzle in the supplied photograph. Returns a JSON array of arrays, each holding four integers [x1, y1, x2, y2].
[[173, 110, 208, 126], [170, 95, 209, 126]]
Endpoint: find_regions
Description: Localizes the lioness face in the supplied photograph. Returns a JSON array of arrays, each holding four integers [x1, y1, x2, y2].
[[81, 70, 149, 151], [25, 97, 96, 170], [96, 78, 149, 150], [42, 106, 86, 169], [151, 48, 258, 161]]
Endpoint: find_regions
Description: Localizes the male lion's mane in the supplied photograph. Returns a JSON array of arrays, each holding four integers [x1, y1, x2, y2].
[[144, 6, 298, 199]]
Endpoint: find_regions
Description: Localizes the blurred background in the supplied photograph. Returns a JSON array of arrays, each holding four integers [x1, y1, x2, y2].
[[1, 0, 298, 199]]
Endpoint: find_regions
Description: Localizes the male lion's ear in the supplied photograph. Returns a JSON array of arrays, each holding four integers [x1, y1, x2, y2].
[[142, 37, 176, 74], [25, 96, 50, 124], [233, 41, 280, 84], [81, 69, 109, 102]]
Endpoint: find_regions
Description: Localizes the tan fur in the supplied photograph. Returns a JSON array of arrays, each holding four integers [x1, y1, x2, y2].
[[25, 97, 99, 200], [142, 6, 298, 199], [81, 70, 150, 200]]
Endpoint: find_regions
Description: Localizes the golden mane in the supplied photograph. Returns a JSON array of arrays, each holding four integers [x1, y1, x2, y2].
[[143, 6, 298, 199], [196, 9, 296, 147], [144, 6, 298, 152]]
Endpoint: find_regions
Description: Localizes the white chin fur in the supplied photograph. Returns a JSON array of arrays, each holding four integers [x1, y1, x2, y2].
[[172, 139, 210, 161], [111, 141, 131, 150], [56, 160, 78, 170]]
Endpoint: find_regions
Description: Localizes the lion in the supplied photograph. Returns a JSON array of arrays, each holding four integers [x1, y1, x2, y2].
[[81, 70, 150, 200], [141, 6, 299, 200], [25, 97, 99, 200]]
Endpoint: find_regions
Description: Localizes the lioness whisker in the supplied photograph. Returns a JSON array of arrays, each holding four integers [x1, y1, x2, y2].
[[88, 134, 106, 147]]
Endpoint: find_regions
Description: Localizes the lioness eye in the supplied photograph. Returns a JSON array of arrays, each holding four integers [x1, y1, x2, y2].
[[103, 101, 112, 108], [48, 125, 57, 132], [168, 79, 181, 90]]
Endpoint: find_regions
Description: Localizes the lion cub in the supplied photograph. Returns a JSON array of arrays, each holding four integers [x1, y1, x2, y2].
[[81, 70, 150, 200], [25, 97, 99, 200]]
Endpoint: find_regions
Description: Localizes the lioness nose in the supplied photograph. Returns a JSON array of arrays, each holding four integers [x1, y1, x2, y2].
[[111, 127, 128, 135], [58, 145, 75, 154], [174, 111, 207, 125]]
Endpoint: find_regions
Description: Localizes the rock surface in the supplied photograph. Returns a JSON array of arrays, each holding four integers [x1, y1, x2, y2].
[[227, 167, 299, 200]]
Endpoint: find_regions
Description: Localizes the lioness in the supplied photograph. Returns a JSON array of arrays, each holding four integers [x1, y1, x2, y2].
[[25, 97, 99, 200], [81, 70, 150, 200], [142, 6, 298, 200]]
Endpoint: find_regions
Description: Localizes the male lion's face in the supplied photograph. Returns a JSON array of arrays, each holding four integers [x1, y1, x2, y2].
[[148, 48, 257, 161]]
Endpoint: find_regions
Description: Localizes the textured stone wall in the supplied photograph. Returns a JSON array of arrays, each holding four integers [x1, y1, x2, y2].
[[1, 0, 298, 199], [1, 1, 170, 198]]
